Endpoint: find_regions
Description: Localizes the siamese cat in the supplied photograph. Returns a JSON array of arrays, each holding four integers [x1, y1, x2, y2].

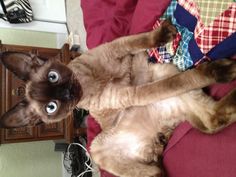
[[1, 20, 236, 177]]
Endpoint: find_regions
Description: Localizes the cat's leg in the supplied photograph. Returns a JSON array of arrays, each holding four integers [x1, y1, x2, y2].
[[185, 60, 236, 133], [186, 89, 236, 133], [96, 59, 236, 110], [90, 130, 163, 177], [183, 90, 218, 132], [91, 151, 163, 177], [136, 59, 236, 107], [88, 19, 177, 59], [208, 89, 236, 133]]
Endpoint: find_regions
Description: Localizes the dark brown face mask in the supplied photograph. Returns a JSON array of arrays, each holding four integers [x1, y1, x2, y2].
[[0, 52, 82, 128]]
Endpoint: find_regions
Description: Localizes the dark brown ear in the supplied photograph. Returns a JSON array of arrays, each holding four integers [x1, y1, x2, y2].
[[0, 52, 46, 81], [0, 100, 43, 128]]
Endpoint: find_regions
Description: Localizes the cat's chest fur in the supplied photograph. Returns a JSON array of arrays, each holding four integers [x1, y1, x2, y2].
[[68, 51, 183, 131]]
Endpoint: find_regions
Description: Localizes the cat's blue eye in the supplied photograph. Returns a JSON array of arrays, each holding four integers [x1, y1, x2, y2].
[[46, 101, 58, 115], [48, 71, 59, 83]]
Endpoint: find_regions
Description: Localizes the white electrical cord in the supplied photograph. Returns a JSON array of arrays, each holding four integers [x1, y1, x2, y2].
[[67, 142, 96, 177]]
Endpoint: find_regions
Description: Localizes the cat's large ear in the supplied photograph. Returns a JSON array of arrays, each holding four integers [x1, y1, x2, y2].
[[0, 99, 43, 128], [0, 52, 46, 81]]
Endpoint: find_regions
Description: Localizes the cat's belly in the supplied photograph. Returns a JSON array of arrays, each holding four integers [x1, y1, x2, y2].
[[98, 97, 186, 162], [116, 96, 186, 139]]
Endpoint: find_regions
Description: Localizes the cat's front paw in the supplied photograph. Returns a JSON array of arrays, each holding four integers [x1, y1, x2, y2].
[[153, 19, 177, 46], [201, 59, 236, 83]]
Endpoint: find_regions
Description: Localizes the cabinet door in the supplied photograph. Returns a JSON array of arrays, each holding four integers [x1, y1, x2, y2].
[[37, 122, 64, 139], [4, 127, 36, 142]]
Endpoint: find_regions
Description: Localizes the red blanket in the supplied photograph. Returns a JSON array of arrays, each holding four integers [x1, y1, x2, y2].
[[81, 1, 236, 177]]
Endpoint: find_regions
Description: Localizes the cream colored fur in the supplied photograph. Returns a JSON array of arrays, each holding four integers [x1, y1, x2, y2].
[[66, 22, 236, 177]]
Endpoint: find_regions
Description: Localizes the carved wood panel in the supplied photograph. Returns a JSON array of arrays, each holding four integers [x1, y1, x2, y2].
[[4, 127, 36, 140], [37, 121, 64, 138], [6, 73, 25, 109]]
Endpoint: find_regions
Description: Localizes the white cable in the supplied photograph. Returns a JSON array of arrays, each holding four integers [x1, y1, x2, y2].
[[67, 142, 97, 177]]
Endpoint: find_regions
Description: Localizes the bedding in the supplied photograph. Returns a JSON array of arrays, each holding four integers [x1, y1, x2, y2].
[[81, 0, 236, 176]]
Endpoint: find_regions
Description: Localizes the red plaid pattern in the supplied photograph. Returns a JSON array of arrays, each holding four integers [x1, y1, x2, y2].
[[173, 33, 181, 51], [178, 0, 200, 18], [149, 0, 236, 63], [177, 0, 236, 54], [152, 20, 160, 29], [148, 48, 163, 63], [196, 3, 236, 53]]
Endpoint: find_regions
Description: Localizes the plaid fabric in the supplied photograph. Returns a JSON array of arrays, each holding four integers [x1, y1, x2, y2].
[[178, 0, 205, 38], [158, 46, 173, 63], [148, 48, 163, 63], [196, 3, 236, 54], [178, 0, 200, 19], [180, 0, 236, 54], [148, 46, 175, 63], [195, 0, 232, 26], [149, 0, 194, 70], [148, 0, 236, 70], [173, 27, 193, 70]]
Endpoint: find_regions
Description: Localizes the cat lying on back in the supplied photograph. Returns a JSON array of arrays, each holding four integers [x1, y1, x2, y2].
[[1, 20, 236, 177]]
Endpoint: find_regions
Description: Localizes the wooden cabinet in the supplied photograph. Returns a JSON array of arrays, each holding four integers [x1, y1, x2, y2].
[[0, 42, 75, 144]]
